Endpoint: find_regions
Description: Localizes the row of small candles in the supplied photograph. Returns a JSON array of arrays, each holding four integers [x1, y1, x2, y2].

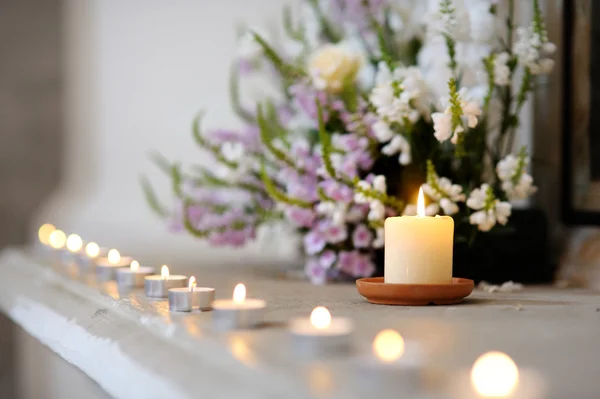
[[37, 224, 523, 398]]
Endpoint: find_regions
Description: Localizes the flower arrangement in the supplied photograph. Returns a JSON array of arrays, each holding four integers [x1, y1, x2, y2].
[[144, 0, 554, 284]]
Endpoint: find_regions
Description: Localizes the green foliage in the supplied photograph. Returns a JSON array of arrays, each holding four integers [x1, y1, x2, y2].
[[352, 178, 405, 213], [482, 54, 495, 111], [316, 100, 337, 179], [511, 147, 528, 186], [439, 0, 458, 74], [257, 103, 298, 170], [252, 32, 304, 80], [140, 176, 168, 217], [229, 65, 255, 123], [192, 112, 238, 169]]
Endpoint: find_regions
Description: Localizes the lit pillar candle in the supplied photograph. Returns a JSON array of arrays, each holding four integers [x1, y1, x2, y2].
[[96, 249, 133, 281], [289, 306, 353, 356], [212, 283, 266, 329], [168, 276, 215, 312], [116, 260, 155, 289], [144, 265, 187, 298], [384, 187, 454, 284]]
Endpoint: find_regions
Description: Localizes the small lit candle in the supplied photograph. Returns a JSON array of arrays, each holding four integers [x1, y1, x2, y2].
[[37, 223, 56, 247], [48, 229, 66, 250], [289, 306, 353, 356], [355, 329, 423, 393], [76, 241, 107, 270], [144, 265, 187, 298], [168, 276, 215, 312], [115, 260, 155, 289], [35, 224, 57, 258], [212, 283, 266, 329], [384, 187, 454, 284], [95, 249, 133, 281], [471, 352, 519, 398]]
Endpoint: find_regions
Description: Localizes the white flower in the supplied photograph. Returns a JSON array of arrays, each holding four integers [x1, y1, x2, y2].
[[496, 153, 537, 201], [372, 228, 384, 249], [308, 42, 363, 93], [316, 201, 348, 227], [493, 52, 511, 86], [372, 120, 394, 142], [368, 200, 386, 221], [458, 87, 482, 128], [381, 135, 412, 165], [432, 111, 453, 142], [354, 180, 372, 204], [221, 142, 245, 163], [369, 63, 428, 125], [423, 175, 465, 216], [467, 184, 512, 231], [372, 175, 387, 193], [513, 26, 555, 75]]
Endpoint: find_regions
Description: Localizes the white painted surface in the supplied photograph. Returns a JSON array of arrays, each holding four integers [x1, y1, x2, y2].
[[2, 248, 600, 399]]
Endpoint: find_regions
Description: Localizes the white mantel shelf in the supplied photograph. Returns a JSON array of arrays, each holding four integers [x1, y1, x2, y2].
[[1, 248, 600, 399]]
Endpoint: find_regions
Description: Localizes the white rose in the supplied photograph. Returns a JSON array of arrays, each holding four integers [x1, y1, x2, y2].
[[308, 43, 363, 93]]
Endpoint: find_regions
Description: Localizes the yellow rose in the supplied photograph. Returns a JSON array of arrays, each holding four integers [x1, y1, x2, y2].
[[308, 43, 363, 93]]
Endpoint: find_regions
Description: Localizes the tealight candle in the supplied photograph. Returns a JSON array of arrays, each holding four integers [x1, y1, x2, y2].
[[96, 249, 133, 281], [64, 233, 83, 265], [144, 265, 187, 298], [77, 241, 107, 270], [35, 223, 55, 254], [289, 306, 353, 356], [47, 229, 67, 265], [116, 260, 155, 289], [212, 283, 266, 329], [355, 329, 423, 393], [471, 352, 519, 398], [384, 187, 454, 284], [168, 276, 215, 312]]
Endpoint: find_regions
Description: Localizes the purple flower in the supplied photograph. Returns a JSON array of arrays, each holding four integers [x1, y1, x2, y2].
[[352, 224, 373, 248], [285, 206, 316, 228], [353, 253, 376, 277], [305, 258, 327, 285], [320, 180, 354, 203], [288, 83, 328, 121], [304, 230, 326, 255], [319, 250, 337, 269], [208, 226, 255, 247], [323, 223, 348, 244], [336, 250, 375, 278]]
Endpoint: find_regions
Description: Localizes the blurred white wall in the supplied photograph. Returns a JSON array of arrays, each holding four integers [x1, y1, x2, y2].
[[37, 0, 297, 268]]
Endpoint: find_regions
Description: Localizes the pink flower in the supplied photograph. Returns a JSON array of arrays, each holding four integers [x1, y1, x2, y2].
[[304, 230, 326, 255], [305, 258, 327, 285], [285, 207, 316, 228], [352, 224, 373, 248], [336, 250, 375, 278], [319, 250, 337, 269], [324, 223, 348, 244], [320, 180, 354, 203]]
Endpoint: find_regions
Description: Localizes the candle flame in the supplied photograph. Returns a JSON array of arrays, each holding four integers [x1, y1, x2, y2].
[[161, 265, 169, 279], [233, 283, 246, 303], [48, 230, 66, 249], [130, 260, 139, 271], [417, 186, 426, 217], [107, 249, 120, 264], [38, 224, 56, 245], [310, 306, 331, 330], [66, 234, 83, 253], [373, 329, 405, 363], [471, 351, 519, 397], [85, 242, 100, 258], [189, 276, 196, 292]]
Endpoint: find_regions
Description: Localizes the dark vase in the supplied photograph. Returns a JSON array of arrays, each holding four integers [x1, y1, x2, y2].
[[374, 209, 555, 284]]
